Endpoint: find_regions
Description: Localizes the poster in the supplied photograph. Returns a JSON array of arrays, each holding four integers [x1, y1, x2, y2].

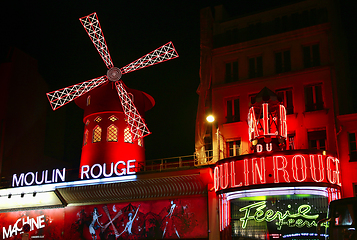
[[64, 196, 207, 240], [0, 208, 64, 239], [0, 196, 207, 240]]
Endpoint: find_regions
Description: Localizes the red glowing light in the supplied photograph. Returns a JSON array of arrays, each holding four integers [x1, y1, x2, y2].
[[46, 12, 179, 141], [214, 152, 341, 192]]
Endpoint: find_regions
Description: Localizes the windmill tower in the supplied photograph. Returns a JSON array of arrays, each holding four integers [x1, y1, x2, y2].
[[46, 12, 178, 174]]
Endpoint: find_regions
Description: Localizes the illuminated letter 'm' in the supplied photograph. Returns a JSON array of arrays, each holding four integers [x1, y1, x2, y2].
[[12, 173, 24, 187]]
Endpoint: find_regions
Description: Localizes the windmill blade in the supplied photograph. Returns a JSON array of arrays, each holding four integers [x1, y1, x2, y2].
[[46, 76, 108, 110], [120, 41, 178, 75], [79, 12, 114, 69], [115, 81, 151, 141]]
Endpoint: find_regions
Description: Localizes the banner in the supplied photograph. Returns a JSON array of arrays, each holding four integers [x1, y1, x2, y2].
[[0, 196, 207, 240], [64, 196, 208, 239]]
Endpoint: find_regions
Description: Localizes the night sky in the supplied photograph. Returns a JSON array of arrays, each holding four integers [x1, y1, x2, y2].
[[2, 0, 354, 168]]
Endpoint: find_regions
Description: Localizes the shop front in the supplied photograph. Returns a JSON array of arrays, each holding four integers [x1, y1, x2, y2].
[[0, 166, 211, 240], [214, 150, 341, 239]]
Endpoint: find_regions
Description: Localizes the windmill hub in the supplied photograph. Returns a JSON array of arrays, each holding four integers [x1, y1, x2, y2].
[[107, 67, 122, 82]]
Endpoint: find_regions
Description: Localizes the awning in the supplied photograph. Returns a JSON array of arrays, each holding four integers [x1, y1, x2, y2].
[[58, 174, 207, 205]]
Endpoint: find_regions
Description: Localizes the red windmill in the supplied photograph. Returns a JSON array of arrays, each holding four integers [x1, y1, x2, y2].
[[46, 12, 178, 174]]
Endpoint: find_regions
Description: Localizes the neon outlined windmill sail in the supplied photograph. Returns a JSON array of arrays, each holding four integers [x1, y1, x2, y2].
[[46, 12, 178, 141]]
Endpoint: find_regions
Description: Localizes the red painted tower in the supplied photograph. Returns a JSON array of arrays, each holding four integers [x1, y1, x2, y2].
[[74, 81, 155, 172], [46, 12, 178, 176]]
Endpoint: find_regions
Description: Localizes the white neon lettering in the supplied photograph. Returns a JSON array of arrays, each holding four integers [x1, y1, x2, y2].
[[24, 172, 35, 186], [103, 162, 114, 177], [44, 170, 51, 184], [12, 173, 24, 187], [35, 171, 44, 185], [55, 168, 66, 182], [127, 160, 136, 174], [114, 161, 126, 176], [81, 165, 90, 179], [90, 164, 102, 179]]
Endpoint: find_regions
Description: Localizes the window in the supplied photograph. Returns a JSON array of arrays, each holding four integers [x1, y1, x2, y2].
[[249, 56, 263, 78], [83, 130, 89, 146], [107, 124, 118, 142], [227, 140, 241, 157], [226, 98, 240, 123], [275, 50, 291, 74], [94, 116, 102, 122], [124, 127, 132, 143], [249, 93, 257, 105], [308, 129, 326, 150], [304, 84, 324, 111], [287, 132, 295, 150], [225, 61, 238, 83], [303, 44, 320, 68], [109, 115, 118, 122], [276, 88, 294, 114], [93, 125, 102, 143], [348, 133, 357, 161]]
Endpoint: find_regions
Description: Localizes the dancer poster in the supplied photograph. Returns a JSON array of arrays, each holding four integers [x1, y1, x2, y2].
[[64, 196, 208, 239]]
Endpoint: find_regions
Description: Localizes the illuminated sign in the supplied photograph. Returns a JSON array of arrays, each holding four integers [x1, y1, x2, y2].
[[12, 168, 66, 187], [80, 159, 136, 179], [11, 159, 137, 188], [214, 152, 341, 192], [239, 201, 319, 230]]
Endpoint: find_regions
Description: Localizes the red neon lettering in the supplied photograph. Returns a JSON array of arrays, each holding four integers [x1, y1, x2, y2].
[[230, 161, 242, 188], [248, 107, 258, 141], [263, 103, 269, 135], [279, 105, 287, 139], [252, 158, 266, 184], [244, 159, 250, 186], [214, 166, 220, 191], [327, 157, 341, 186], [220, 163, 229, 189], [292, 155, 307, 182], [310, 155, 325, 182], [273, 156, 290, 183]]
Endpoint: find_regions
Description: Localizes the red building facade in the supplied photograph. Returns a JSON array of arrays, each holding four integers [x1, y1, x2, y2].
[[196, 0, 357, 239]]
